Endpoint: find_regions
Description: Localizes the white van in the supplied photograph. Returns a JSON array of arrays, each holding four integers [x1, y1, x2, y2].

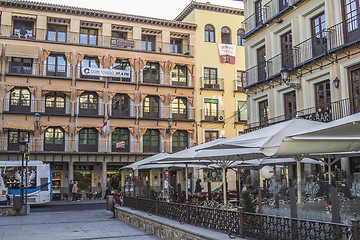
[[0, 173, 9, 205]]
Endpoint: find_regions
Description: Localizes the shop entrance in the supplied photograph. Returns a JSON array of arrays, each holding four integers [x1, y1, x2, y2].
[[74, 171, 91, 192]]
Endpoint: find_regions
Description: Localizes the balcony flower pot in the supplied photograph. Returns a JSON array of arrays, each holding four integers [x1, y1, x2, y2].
[[19, 29, 27, 38]]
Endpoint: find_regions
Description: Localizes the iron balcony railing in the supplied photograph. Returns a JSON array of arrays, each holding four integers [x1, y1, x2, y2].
[[328, 13, 360, 51], [140, 106, 195, 120], [200, 77, 224, 90], [247, 96, 360, 131], [76, 102, 106, 116], [6, 60, 72, 78], [0, 25, 194, 56], [2, 99, 72, 115], [263, 0, 293, 23], [242, 10, 264, 34], [108, 103, 136, 118], [201, 109, 225, 122]]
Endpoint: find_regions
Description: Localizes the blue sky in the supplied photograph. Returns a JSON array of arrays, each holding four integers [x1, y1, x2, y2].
[[33, 0, 243, 20]]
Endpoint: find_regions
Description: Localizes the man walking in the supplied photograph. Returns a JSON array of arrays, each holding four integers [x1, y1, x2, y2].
[[68, 180, 73, 201], [105, 178, 112, 198]]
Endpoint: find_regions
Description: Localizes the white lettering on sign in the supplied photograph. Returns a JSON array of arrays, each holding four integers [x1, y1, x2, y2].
[[81, 67, 130, 78]]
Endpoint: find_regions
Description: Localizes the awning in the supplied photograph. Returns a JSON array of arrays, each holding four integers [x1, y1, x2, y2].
[[40, 123, 70, 134], [109, 91, 135, 102], [42, 86, 72, 96], [12, 13, 36, 20], [76, 89, 104, 98], [5, 84, 36, 95], [5, 44, 38, 58], [3, 121, 35, 131]]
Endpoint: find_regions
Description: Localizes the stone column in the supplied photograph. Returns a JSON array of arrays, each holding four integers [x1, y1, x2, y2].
[[68, 161, 73, 181], [102, 162, 107, 198], [341, 157, 350, 178]]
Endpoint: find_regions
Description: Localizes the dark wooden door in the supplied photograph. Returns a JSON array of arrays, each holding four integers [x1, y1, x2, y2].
[[259, 100, 268, 127], [255, 0, 263, 27], [284, 91, 296, 120], [342, 0, 360, 43], [281, 31, 293, 69], [257, 46, 266, 82], [311, 13, 327, 57], [349, 65, 360, 114]]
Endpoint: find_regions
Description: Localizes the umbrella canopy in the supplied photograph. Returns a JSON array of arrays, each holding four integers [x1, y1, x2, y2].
[[121, 152, 170, 170], [262, 112, 360, 156], [137, 163, 202, 170]]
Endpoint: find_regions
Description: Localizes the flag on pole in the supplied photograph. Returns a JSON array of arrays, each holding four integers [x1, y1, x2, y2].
[[103, 112, 110, 136]]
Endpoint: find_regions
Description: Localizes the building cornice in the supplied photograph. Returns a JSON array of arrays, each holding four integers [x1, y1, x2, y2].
[[174, 1, 244, 21], [0, 0, 197, 30]]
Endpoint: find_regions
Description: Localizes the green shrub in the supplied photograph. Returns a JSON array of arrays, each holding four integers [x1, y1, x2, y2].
[[241, 191, 256, 213]]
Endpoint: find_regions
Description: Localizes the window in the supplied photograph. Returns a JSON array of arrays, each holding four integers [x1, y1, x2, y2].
[[205, 25, 215, 42], [259, 100, 269, 126], [44, 127, 65, 151], [279, 0, 290, 12], [143, 62, 160, 84], [9, 57, 33, 75], [342, 0, 360, 43], [80, 57, 100, 79], [284, 91, 296, 120], [204, 99, 218, 121], [236, 71, 245, 90], [143, 96, 159, 118], [281, 31, 293, 69], [257, 46, 266, 82], [221, 27, 231, 44], [315, 80, 331, 109], [111, 59, 131, 82], [79, 92, 98, 115], [171, 65, 187, 86], [45, 92, 65, 114], [9, 88, 31, 112], [47, 24, 66, 42], [238, 100, 247, 122], [47, 54, 67, 77], [170, 38, 182, 53], [141, 35, 156, 51], [172, 130, 188, 152], [348, 64, 360, 113], [112, 128, 130, 152], [79, 128, 98, 152], [80, 28, 98, 45], [13, 19, 35, 38], [237, 29, 245, 46], [203, 68, 219, 89], [111, 31, 127, 39], [255, 0, 263, 27], [143, 129, 160, 152], [112, 94, 130, 117], [8, 130, 29, 151], [205, 131, 218, 143], [311, 12, 327, 57], [172, 98, 187, 119]]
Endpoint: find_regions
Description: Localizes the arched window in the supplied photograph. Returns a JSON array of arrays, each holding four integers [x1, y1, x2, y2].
[[44, 127, 65, 151], [172, 130, 188, 153], [45, 92, 65, 114], [204, 24, 215, 42], [143, 129, 160, 153], [237, 29, 245, 46], [172, 97, 187, 119], [143, 95, 159, 118], [9, 87, 31, 112], [112, 128, 130, 152], [221, 27, 231, 44], [111, 59, 131, 82], [79, 92, 98, 115], [79, 128, 98, 152], [112, 94, 130, 117]]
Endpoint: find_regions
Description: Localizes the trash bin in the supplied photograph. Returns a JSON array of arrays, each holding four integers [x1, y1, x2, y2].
[[13, 196, 22, 210], [106, 195, 114, 211]]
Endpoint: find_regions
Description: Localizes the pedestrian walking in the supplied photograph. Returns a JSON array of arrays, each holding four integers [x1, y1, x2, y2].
[[195, 179, 203, 196], [72, 181, 79, 202], [105, 178, 112, 198], [68, 180, 73, 201]]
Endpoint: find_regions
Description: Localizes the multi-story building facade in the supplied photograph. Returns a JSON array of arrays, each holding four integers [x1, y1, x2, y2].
[[175, 2, 246, 191], [243, 0, 360, 178], [0, 0, 197, 197]]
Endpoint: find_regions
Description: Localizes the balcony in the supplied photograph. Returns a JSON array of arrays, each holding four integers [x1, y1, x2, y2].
[[6, 60, 71, 78], [76, 102, 105, 116], [200, 77, 224, 90], [328, 14, 360, 51], [0, 25, 194, 56], [109, 103, 135, 118], [2, 98, 72, 115], [263, 0, 292, 23], [242, 10, 264, 36], [234, 79, 246, 92], [201, 109, 225, 122], [171, 107, 195, 120], [247, 96, 360, 132]]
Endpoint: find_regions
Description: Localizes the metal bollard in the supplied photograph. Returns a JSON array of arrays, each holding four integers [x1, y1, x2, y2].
[[106, 195, 115, 218], [352, 214, 360, 240]]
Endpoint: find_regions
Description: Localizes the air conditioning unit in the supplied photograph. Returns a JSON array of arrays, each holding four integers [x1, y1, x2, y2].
[[218, 115, 224, 121]]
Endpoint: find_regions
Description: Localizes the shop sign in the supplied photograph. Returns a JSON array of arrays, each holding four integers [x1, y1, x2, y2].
[[74, 165, 94, 171], [110, 37, 135, 48], [81, 67, 130, 78], [51, 164, 63, 170], [303, 107, 332, 123], [116, 141, 125, 148], [107, 165, 123, 171], [218, 43, 236, 64]]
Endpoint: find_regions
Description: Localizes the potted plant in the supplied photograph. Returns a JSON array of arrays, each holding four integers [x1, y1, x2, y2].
[[19, 28, 27, 38]]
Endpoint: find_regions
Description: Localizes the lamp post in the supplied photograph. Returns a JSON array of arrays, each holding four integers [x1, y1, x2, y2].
[[25, 142, 29, 214], [19, 140, 27, 209]]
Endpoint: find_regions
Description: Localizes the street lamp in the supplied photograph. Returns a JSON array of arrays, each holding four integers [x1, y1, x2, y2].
[[19, 140, 27, 209], [280, 67, 301, 90]]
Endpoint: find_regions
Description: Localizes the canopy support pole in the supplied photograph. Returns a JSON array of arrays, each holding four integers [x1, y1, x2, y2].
[[328, 155, 332, 185], [294, 155, 305, 205], [222, 166, 227, 205], [185, 164, 189, 201]]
